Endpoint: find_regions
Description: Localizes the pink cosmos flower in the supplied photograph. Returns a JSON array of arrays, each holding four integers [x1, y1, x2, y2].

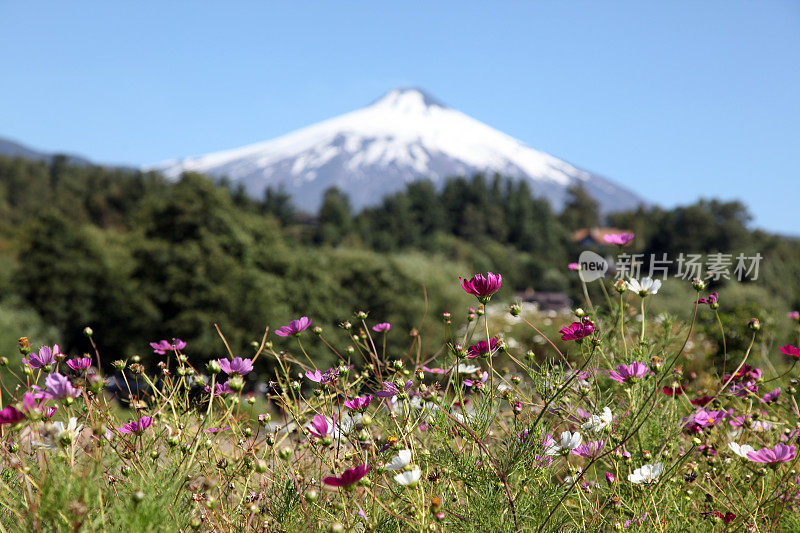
[[217, 357, 253, 376], [573, 440, 604, 458], [204, 382, 233, 396], [307, 414, 335, 438], [305, 367, 339, 384], [37, 373, 81, 400], [66, 358, 92, 372], [466, 339, 498, 359], [609, 362, 650, 384], [559, 319, 595, 342], [603, 233, 634, 246], [662, 386, 685, 396], [204, 425, 230, 433], [149, 339, 187, 355], [780, 345, 800, 358], [25, 345, 60, 369], [789, 311, 800, 321], [372, 323, 391, 333], [344, 395, 373, 411], [690, 396, 714, 407], [0, 405, 25, 425], [567, 262, 581, 271], [683, 409, 727, 433], [275, 317, 312, 337], [118, 416, 153, 435], [746, 443, 796, 465], [421, 366, 447, 374], [459, 272, 503, 302], [694, 292, 719, 306], [375, 380, 413, 398], [722, 364, 762, 382], [322, 464, 370, 487], [463, 371, 489, 387], [761, 388, 781, 403]]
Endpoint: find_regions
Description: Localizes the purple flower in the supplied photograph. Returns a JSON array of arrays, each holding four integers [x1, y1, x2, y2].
[[603, 232, 635, 246], [568, 262, 581, 271], [275, 317, 312, 337], [683, 409, 727, 433], [307, 414, 335, 438], [372, 322, 392, 333], [204, 382, 233, 396], [66, 358, 92, 372], [25, 345, 60, 369], [722, 365, 762, 382], [217, 357, 253, 376], [118, 416, 153, 435], [466, 339, 498, 359], [761, 388, 781, 403], [38, 373, 81, 400], [459, 272, 503, 302], [573, 440, 604, 458], [789, 311, 800, 321], [323, 464, 370, 487], [344, 395, 373, 412], [421, 366, 447, 374], [149, 338, 187, 355], [203, 425, 230, 434], [375, 380, 413, 398], [747, 443, 796, 464], [560, 319, 595, 342], [609, 363, 650, 384]]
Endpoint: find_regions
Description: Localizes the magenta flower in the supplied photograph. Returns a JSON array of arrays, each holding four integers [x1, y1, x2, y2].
[[118, 416, 153, 435], [149, 339, 187, 355], [567, 262, 581, 271], [421, 366, 447, 374], [722, 364, 762, 382], [573, 440, 604, 458], [203, 425, 230, 434], [789, 311, 800, 321], [307, 414, 335, 438], [372, 322, 392, 333], [217, 357, 253, 376], [466, 339, 499, 359], [459, 272, 503, 302], [747, 443, 796, 465], [344, 395, 373, 411], [780, 345, 800, 358], [25, 345, 60, 369], [323, 464, 370, 487], [603, 233, 634, 246], [0, 405, 25, 425], [305, 367, 339, 384], [695, 292, 719, 307], [609, 362, 650, 384], [66, 358, 92, 372], [375, 380, 413, 398], [37, 373, 81, 400], [682, 409, 727, 433], [559, 319, 595, 342], [275, 317, 312, 337]]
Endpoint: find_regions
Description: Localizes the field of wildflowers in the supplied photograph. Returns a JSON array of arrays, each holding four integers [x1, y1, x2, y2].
[[2, 261, 800, 532]]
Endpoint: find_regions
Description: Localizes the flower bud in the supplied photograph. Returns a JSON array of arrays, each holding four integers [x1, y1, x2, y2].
[[313, 326, 323, 335], [574, 308, 585, 318], [112, 360, 126, 371], [206, 360, 222, 375], [691, 277, 706, 291], [132, 490, 144, 504], [228, 375, 245, 392], [18, 337, 31, 354], [509, 304, 521, 317], [748, 318, 761, 331], [614, 280, 627, 293], [304, 489, 318, 502], [278, 447, 292, 461], [83, 327, 94, 337]]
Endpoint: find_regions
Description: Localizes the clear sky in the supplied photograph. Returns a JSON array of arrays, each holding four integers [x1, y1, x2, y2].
[[1, 1, 797, 233]]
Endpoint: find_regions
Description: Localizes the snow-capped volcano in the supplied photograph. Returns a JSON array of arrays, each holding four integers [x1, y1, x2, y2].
[[152, 88, 643, 213]]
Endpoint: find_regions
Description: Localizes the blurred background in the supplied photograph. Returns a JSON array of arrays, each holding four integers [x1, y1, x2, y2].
[[0, 1, 798, 370]]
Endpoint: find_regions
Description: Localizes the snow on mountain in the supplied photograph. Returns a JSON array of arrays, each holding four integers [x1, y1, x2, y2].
[[151, 88, 644, 213]]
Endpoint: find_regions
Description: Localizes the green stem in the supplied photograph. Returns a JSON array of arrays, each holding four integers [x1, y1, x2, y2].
[[639, 298, 646, 344]]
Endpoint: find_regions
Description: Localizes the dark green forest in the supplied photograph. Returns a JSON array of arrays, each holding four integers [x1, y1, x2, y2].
[[1, 155, 798, 371]]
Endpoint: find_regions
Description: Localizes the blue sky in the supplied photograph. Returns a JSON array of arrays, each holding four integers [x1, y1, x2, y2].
[[1, 1, 797, 233]]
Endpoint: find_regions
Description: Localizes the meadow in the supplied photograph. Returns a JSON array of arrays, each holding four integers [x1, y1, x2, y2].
[[1, 267, 799, 532]]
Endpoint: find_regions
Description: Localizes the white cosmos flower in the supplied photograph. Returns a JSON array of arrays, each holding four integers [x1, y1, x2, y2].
[[626, 277, 661, 296], [628, 462, 663, 484], [581, 407, 613, 433], [455, 364, 481, 374], [35, 417, 83, 449], [728, 442, 755, 459], [384, 449, 412, 471], [546, 431, 583, 455], [394, 468, 422, 486]]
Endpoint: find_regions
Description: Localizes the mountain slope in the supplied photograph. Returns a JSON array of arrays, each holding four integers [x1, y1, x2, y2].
[[0, 136, 91, 166], [152, 88, 644, 213]]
